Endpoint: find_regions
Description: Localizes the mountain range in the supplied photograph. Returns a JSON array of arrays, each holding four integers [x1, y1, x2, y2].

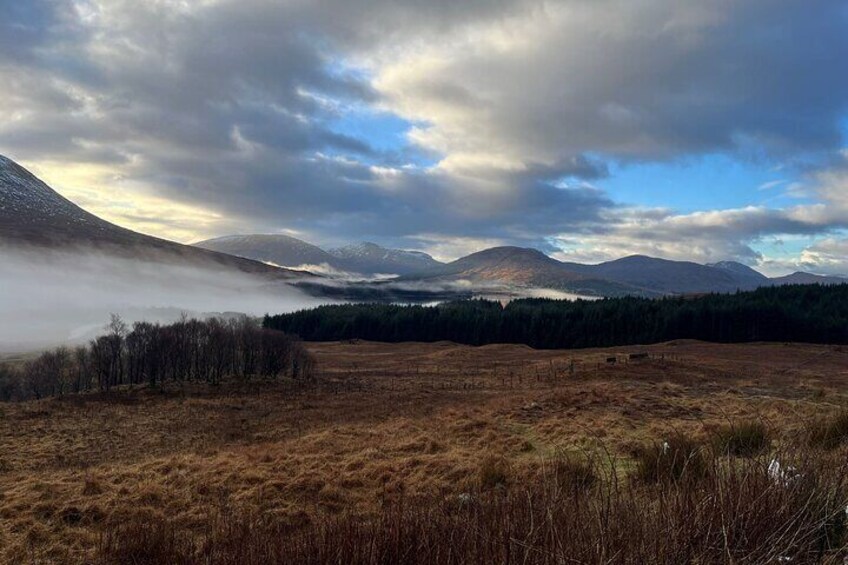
[[195, 234, 847, 297], [1, 154, 845, 300]]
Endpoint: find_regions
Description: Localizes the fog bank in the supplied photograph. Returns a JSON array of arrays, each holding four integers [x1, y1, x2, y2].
[[0, 247, 330, 352]]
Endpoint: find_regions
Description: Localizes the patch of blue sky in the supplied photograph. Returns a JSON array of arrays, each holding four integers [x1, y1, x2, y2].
[[324, 108, 438, 168], [329, 110, 410, 153], [598, 153, 813, 213], [320, 59, 439, 168]]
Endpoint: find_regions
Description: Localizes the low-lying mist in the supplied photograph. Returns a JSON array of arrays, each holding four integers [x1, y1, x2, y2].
[[0, 246, 331, 352]]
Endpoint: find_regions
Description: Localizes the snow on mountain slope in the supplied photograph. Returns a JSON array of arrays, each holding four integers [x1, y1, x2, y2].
[[328, 242, 442, 275], [196, 234, 336, 270]]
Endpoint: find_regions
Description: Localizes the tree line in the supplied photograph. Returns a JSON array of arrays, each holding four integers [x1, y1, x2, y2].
[[264, 284, 848, 349], [0, 315, 314, 402]]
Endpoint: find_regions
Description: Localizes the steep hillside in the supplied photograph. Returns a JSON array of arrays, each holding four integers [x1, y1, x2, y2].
[[0, 155, 304, 278]]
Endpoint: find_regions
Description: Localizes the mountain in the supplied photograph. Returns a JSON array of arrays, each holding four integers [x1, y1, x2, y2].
[[328, 242, 442, 276], [398, 250, 794, 297], [561, 255, 751, 295], [0, 155, 304, 278], [195, 234, 335, 270], [708, 261, 769, 288], [769, 272, 848, 286], [195, 236, 443, 276], [399, 246, 645, 297]]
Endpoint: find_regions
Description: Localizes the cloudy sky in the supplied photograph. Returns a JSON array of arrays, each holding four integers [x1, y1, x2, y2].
[[1, 0, 847, 275]]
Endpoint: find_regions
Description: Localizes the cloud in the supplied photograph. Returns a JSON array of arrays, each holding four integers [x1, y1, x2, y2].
[[373, 0, 848, 165], [550, 166, 848, 271], [0, 0, 846, 273], [796, 238, 848, 275]]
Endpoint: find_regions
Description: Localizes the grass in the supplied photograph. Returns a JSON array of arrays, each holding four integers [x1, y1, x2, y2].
[[2, 339, 848, 562], [633, 433, 709, 484], [478, 456, 511, 489], [810, 412, 848, 450], [550, 451, 597, 492], [98, 448, 848, 564], [716, 420, 771, 457]]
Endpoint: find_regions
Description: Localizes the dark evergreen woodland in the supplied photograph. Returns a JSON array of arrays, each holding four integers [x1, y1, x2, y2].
[[265, 284, 848, 349]]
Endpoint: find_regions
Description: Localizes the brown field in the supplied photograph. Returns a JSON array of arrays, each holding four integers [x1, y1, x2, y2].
[[2, 339, 848, 563]]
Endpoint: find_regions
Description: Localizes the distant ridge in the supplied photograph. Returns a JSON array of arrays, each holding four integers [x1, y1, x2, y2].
[[196, 235, 443, 276], [560, 255, 751, 294], [397, 248, 844, 297], [194, 226, 848, 298], [328, 242, 442, 275], [196, 234, 335, 271], [707, 261, 770, 288], [397, 246, 650, 297], [769, 271, 848, 286]]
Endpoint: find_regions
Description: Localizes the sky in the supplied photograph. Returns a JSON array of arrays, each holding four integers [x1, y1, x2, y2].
[[1, 0, 847, 276]]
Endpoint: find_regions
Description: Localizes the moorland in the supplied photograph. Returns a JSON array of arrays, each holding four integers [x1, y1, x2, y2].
[[3, 338, 848, 563]]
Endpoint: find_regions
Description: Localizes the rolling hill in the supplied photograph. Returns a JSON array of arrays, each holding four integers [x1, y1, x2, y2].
[[397, 247, 846, 297]]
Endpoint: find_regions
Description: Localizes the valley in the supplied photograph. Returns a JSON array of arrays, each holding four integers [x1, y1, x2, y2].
[[2, 3, 847, 562]]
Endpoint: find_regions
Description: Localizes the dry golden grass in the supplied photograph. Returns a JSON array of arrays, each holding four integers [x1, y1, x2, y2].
[[1, 339, 848, 563]]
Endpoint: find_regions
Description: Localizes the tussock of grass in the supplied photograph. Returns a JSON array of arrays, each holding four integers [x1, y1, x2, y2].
[[716, 420, 771, 457], [479, 456, 510, 489], [551, 454, 597, 492], [633, 433, 708, 484], [809, 412, 848, 450]]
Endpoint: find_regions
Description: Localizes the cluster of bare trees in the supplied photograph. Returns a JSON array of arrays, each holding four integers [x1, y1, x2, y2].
[[0, 315, 314, 401]]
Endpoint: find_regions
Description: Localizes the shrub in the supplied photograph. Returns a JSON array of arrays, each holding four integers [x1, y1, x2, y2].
[[634, 433, 709, 484], [809, 411, 848, 449], [717, 420, 771, 457]]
